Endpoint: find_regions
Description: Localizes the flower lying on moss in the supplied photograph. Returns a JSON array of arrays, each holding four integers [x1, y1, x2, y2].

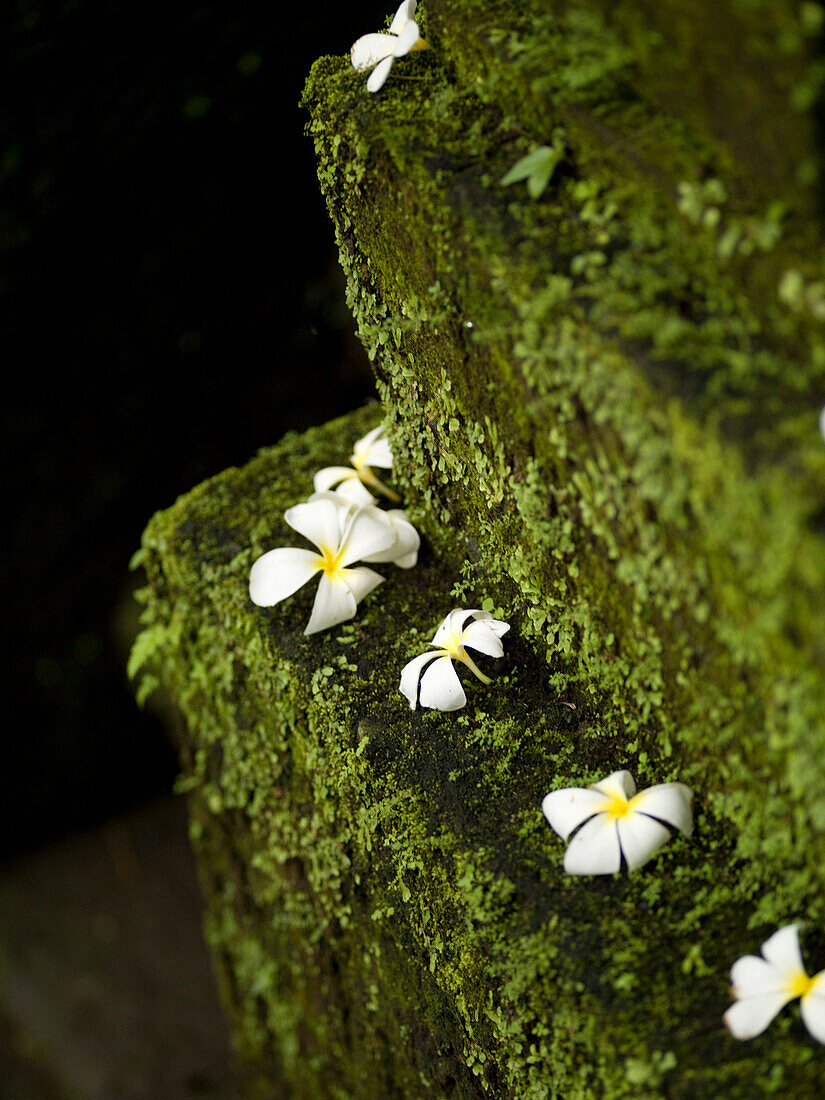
[[400, 608, 510, 711], [249, 496, 398, 634], [350, 0, 429, 94], [542, 770, 694, 875], [724, 924, 825, 1043], [309, 491, 420, 568], [314, 425, 400, 504]]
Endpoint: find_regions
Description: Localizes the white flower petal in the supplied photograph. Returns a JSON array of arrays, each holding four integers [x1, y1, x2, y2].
[[801, 974, 825, 1044], [461, 618, 505, 658], [541, 787, 607, 840], [367, 55, 395, 92], [338, 506, 397, 567], [388, 0, 417, 34], [249, 547, 320, 607], [354, 427, 393, 469], [351, 32, 395, 69], [483, 617, 511, 638], [313, 466, 360, 494], [306, 490, 357, 537], [617, 812, 672, 871], [304, 573, 356, 635], [333, 478, 378, 506], [392, 18, 420, 56], [339, 565, 384, 604], [761, 924, 806, 979], [432, 608, 476, 647], [360, 510, 420, 566], [562, 813, 622, 875], [355, 425, 383, 450], [384, 511, 420, 565], [399, 650, 441, 709], [730, 955, 789, 998], [724, 992, 792, 1040], [285, 498, 342, 555], [305, 491, 359, 544], [365, 441, 393, 468], [418, 655, 466, 711], [632, 782, 694, 836], [393, 550, 418, 568], [590, 770, 636, 802]]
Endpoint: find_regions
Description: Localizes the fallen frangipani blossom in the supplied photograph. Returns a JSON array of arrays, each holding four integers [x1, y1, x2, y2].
[[542, 770, 694, 875], [723, 924, 825, 1043], [314, 426, 400, 505], [400, 608, 510, 711], [309, 490, 420, 569], [249, 496, 399, 634], [350, 0, 429, 94]]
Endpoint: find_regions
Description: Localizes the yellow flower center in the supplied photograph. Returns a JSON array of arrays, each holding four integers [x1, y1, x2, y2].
[[437, 628, 492, 686], [787, 970, 814, 999], [317, 547, 343, 577], [604, 793, 642, 820]]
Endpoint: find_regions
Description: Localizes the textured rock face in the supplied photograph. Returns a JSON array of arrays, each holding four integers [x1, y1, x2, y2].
[[133, 2, 825, 1096]]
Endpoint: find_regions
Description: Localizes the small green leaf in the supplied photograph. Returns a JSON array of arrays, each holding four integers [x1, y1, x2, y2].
[[527, 157, 556, 198], [501, 146, 552, 185], [501, 142, 565, 198]]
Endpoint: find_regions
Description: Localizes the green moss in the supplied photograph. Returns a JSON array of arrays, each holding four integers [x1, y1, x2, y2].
[[300, 0, 825, 906], [133, 402, 824, 1097], [131, 1, 825, 1095]]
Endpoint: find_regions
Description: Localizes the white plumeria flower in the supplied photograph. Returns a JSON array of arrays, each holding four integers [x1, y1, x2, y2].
[[314, 426, 400, 505], [308, 490, 420, 568], [724, 924, 825, 1043], [400, 608, 510, 711], [249, 495, 397, 634], [350, 0, 429, 94], [542, 770, 694, 875]]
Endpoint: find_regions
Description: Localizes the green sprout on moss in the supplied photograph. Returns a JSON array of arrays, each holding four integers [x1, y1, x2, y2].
[[501, 137, 565, 198]]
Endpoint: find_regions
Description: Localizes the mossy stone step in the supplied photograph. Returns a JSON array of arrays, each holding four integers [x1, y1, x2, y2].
[[134, 1, 825, 1095], [133, 406, 823, 1098]]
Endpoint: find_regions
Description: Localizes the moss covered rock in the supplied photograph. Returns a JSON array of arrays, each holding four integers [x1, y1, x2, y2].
[[133, 1, 825, 1096]]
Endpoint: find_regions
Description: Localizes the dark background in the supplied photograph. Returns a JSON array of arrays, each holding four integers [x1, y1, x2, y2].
[[2, 0, 377, 862]]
